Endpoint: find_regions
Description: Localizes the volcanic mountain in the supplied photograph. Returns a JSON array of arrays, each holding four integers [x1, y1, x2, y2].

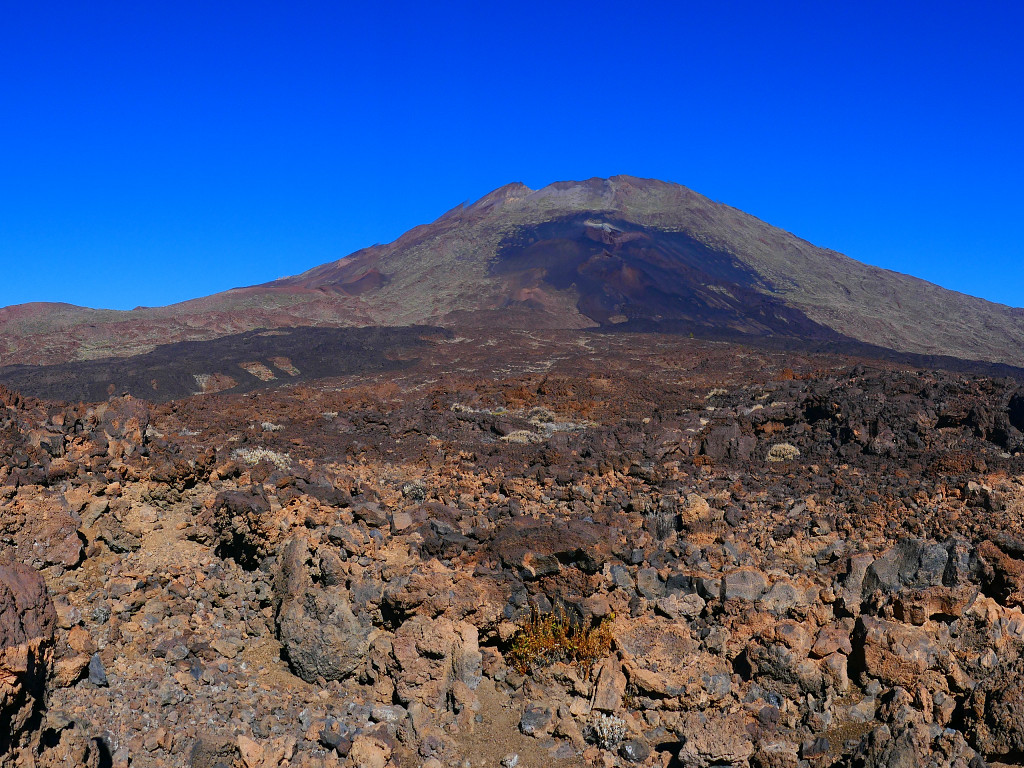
[[3, 176, 1024, 393]]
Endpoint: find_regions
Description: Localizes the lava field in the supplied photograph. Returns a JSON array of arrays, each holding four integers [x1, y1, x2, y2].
[[3, 331, 1024, 768]]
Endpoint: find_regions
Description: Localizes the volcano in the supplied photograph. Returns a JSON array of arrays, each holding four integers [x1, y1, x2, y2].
[[3, 176, 1024, 399]]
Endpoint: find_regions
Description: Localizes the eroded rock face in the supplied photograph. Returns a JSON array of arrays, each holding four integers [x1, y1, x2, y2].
[[966, 656, 1024, 759], [0, 563, 56, 763], [388, 616, 482, 709]]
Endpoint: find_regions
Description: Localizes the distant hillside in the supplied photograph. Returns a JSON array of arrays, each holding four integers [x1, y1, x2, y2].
[[4, 176, 1024, 369]]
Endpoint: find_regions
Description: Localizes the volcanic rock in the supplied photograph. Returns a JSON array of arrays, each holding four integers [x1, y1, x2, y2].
[[0, 563, 56, 763]]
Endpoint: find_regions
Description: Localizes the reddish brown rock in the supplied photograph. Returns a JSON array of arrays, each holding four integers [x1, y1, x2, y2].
[[0, 563, 56, 763]]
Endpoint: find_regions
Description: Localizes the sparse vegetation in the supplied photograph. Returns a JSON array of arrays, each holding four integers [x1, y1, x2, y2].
[[507, 610, 614, 675], [500, 430, 545, 445], [587, 714, 627, 749], [767, 442, 800, 462], [527, 406, 556, 424], [231, 446, 292, 471]]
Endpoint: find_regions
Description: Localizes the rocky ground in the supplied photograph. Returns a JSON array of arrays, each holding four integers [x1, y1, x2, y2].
[[4, 331, 1024, 767]]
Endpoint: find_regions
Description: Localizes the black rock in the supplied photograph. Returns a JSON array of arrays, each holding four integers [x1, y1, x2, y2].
[[319, 718, 351, 753], [88, 653, 107, 686], [620, 739, 651, 763], [801, 736, 830, 759], [519, 703, 552, 736]]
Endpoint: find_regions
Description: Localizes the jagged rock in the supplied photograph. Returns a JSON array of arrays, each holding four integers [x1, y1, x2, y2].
[[618, 616, 727, 702], [636, 567, 664, 599], [189, 732, 238, 768], [862, 538, 951, 596], [679, 493, 714, 526], [8, 495, 83, 570], [748, 643, 824, 695], [348, 733, 393, 768], [5, 326, 1024, 768], [966, 655, 1024, 759], [851, 617, 940, 689], [489, 519, 613, 579], [759, 580, 807, 614], [838, 724, 983, 768], [0, 563, 56, 764], [236, 734, 264, 768], [890, 585, 977, 625], [811, 622, 854, 658], [33, 720, 103, 768], [702, 422, 756, 460], [801, 737, 830, 760], [976, 539, 1024, 607], [655, 591, 705, 620], [98, 518, 142, 553], [836, 553, 876, 616], [203, 488, 274, 568], [591, 658, 627, 712], [278, 586, 369, 682], [518, 702, 553, 736], [751, 740, 800, 768], [86, 653, 107, 686]]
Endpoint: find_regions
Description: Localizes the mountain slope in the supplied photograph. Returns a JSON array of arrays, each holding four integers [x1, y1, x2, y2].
[[3, 176, 1024, 368]]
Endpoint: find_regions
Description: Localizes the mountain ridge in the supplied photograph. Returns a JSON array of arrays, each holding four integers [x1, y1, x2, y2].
[[3, 175, 1024, 369]]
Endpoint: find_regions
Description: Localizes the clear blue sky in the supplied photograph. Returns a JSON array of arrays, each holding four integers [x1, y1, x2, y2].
[[2, 1, 1022, 310]]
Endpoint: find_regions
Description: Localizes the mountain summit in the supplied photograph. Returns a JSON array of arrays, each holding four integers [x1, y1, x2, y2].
[[4, 176, 1024, 369]]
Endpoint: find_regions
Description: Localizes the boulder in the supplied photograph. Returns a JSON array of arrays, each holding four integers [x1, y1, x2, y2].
[[389, 616, 482, 710], [591, 658, 627, 712], [862, 539, 951, 596], [722, 568, 768, 602], [674, 711, 754, 767], [851, 617, 940, 689], [275, 537, 370, 683]]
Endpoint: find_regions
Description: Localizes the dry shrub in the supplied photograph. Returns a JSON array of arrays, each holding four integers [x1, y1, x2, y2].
[[500, 430, 545, 445], [507, 610, 614, 675], [767, 442, 800, 462]]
